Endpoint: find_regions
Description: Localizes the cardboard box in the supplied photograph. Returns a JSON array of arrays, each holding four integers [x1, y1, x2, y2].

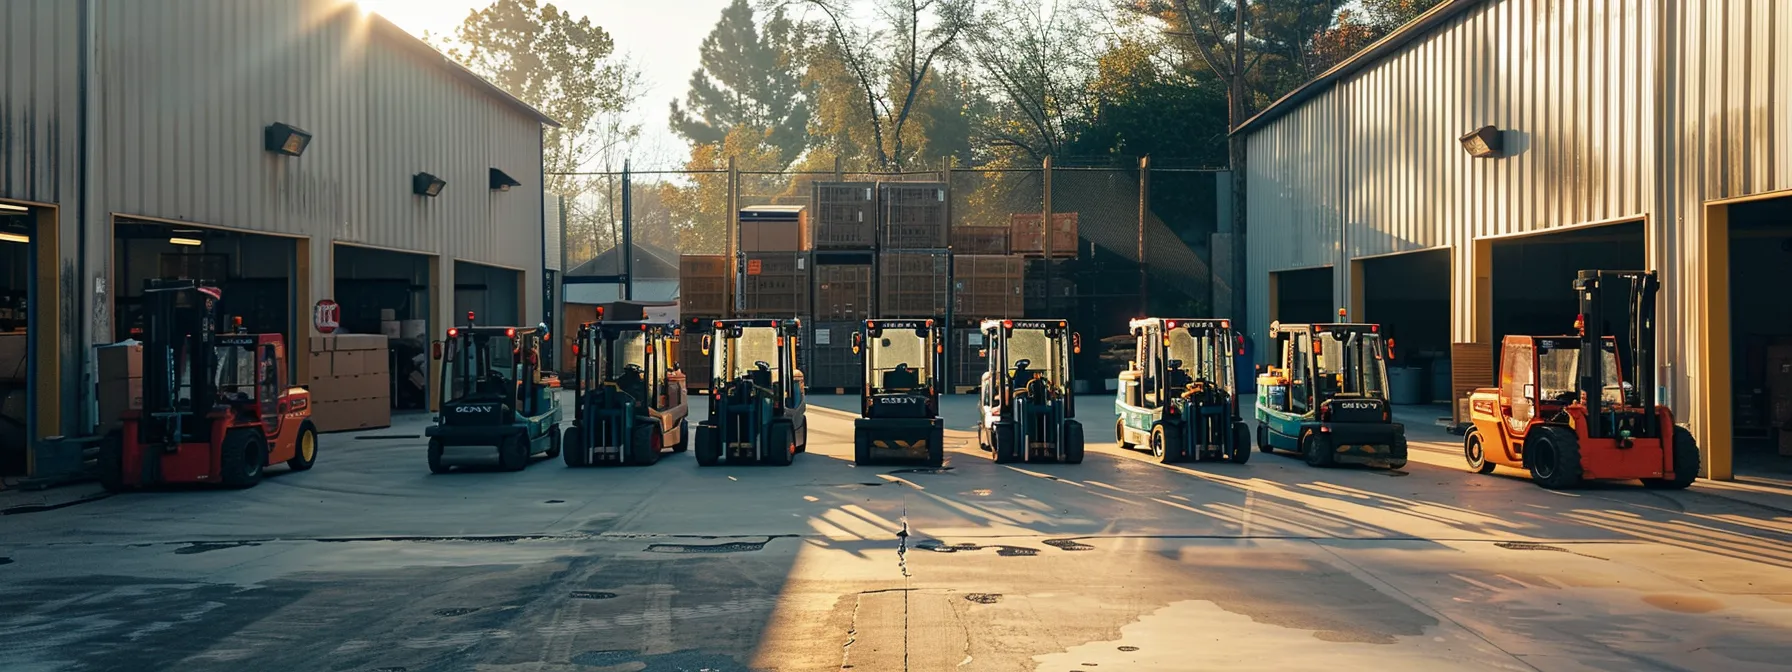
[[311, 398, 392, 433], [365, 349, 390, 375], [400, 319, 428, 340], [379, 320, 402, 339], [333, 350, 365, 377], [96, 343, 144, 381], [380, 308, 397, 321], [333, 334, 389, 352], [309, 351, 334, 381]]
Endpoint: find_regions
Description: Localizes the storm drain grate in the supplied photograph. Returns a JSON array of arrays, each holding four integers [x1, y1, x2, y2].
[[963, 593, 1002, 604], [570, 591, 618, 600], [646, 541, 767, 554], [1043, 539, 1094, 551]]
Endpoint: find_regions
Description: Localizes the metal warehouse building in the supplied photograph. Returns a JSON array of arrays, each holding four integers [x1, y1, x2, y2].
[[1241, 0, 1791, 480], [0, 0, 553, 481]]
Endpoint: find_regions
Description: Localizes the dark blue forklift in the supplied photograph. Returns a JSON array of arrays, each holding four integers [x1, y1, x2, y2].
[[692, 319, 808, 466], [426, 313, 561, 473], [1114, 318, 1252, 464], [851, 319, 946, 467]]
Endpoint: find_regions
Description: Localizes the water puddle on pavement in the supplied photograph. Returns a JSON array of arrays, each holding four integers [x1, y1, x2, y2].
[[173, 541, 262, 555], [963, 593, 1002, 604], [913, 539, 1039, 557], [1044, 539, 1095, 551], [645, 540, 769, 554], [0, 557, 12, 565]]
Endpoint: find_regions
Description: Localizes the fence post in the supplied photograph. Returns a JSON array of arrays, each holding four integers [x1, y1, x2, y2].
[[1138, 156, 1149, 316], [621, 160, 633, 301], [1041, 156, 1053, 306], [728, 156, 740, 315]]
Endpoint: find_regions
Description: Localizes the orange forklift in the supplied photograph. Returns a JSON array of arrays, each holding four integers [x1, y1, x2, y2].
[[98, 279, 318, 491], [1464, 270, 1698, 489]]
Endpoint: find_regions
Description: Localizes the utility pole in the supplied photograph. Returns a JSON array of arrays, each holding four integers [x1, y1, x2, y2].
[[1041, 155, 1053, 312], [621, 159, 634, 301], [727, 155, 740, 316], [1229, 0, 1249, 331], [1138, 155, 1150, 316]]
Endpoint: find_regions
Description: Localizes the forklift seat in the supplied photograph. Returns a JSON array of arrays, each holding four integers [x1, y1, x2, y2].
[[883, 364, 919, 392]]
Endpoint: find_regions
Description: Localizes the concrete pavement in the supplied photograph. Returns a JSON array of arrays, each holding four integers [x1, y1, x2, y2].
[[1, 395, 1790, 671]]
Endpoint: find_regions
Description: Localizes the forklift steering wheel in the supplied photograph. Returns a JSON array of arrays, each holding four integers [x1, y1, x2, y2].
[[755, 361, 771, 372]]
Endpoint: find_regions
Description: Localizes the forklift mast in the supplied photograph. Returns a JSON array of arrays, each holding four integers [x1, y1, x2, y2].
[[139, 279, 223, 444], [1574, 270, 1659, 437]]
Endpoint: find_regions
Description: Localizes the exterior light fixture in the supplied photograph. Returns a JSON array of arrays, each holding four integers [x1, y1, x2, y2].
[[413, 172, 447, 197], [169, 237, 204, 246], [1459, 125, 1504, 158], [0, 203, 29, 213], [264, 122, 313, 157], [489, 168, 521, 192]]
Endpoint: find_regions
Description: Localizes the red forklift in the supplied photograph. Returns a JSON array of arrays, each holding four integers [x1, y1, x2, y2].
[[1464, 270, 1699, 489], [98, 279, 318, 491]]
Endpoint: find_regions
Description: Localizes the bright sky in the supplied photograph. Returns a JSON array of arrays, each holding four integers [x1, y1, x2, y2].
[[359, 0, 735, 169]]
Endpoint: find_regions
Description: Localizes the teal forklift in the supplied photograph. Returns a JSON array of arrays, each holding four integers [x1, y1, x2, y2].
[[1115, 318, 1252, 464], [851, 319, 946, 467], [1254, 311, 1406, 469], [977, 319, 1085, 464], [426, 313, 562, 473], [562, 317, 689, 467], [692, 319, 808, 466]]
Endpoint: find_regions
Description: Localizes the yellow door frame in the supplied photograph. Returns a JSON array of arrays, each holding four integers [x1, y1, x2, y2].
[[1698, 189, 1792, 481]]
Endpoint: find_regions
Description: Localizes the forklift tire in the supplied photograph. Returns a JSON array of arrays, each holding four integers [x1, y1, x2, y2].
[[927, 428, 945, 468], [1527, 426, 1582, 489], [1464, 429, 1496, 474], [499, 433, 529, 472], [796, 424, 807, 453], [694, 424, 721, 466], [1062, 421, 1084, 464], [1386, 435, 1408, 470], [562, 426, 586, 467], [287, 421, 319, 471], [629, 422, 659, 466], [1117, 418, 1134, 451], [765, 422, 795, 467], [1642, 426, 1700, 490], [220, 428, 267, 488], [545, 424, 562, 459], [671, 419, 690, 453], [1229, 422, 1252, 464], [992, 426, 1019, 464], [1257, 424, 1274, 453], [853, 435, 871, 465], [1302, 431, 1335, 469], [428, 438, 449, 474], [1150, 425, 1175, 464], [97, 431, 126, 493]]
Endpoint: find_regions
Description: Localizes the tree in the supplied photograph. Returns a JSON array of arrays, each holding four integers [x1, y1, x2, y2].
[[799, 0, 974, 171], [1360, 0, 1445, 33], [961, 0, 1103, 163], [669, 0, 813, 165], [659, 126, 787, 254], [441, 0, 643, 194]]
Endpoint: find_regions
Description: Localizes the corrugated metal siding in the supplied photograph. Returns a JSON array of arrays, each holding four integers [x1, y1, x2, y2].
[[1662, 0, 1791, 431], [1245, 0, 1656, 355], [90, 0, 544, 320], [0, 0, 78, 204]]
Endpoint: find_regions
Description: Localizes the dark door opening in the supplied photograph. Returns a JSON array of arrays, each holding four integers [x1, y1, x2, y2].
[[1728, 196, 1792, 475]]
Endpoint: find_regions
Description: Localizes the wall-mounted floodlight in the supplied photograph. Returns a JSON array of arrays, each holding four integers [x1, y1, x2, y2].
[[1459, 125, 1504, 158], [264, 123, 313, 157], [489, 168, 522, 192], [169, 237, 204, 246], [413, 172, 447, 197], [0, 203, 30, 213]]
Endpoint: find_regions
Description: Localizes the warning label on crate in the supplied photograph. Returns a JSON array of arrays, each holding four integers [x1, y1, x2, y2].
[[815, 328, 831, 345], [747, 259, 762, 275]]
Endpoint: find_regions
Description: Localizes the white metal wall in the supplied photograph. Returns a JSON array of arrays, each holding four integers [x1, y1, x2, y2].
[[0, 0, 79, 206], [86, 0, 546, 336], [1246, 0, 1657, 354]]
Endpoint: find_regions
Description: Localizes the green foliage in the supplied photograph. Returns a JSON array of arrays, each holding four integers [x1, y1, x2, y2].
[[668, 0, 813, 165], [442, 0, 641, 193]]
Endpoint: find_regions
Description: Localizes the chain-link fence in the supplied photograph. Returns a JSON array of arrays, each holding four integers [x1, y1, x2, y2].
[[549, 163, 1230, 389]]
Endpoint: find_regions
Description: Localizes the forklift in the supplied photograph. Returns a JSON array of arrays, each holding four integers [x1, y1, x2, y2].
[[98, 279, 319, 491], [692, 318, 808, 466], [851, 319, 946, 467], [1115, 318, 1252, 464], [562, 317, 689, 466], [977, 319, 1085, 464], [425, 313, 561, 473], [1255, 311, 1407, 469], [1464, 270, 1698, 489]]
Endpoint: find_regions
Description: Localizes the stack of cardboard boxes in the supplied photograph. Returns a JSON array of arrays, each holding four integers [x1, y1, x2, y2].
[[308, 334, 392, 432], [95, 342, 143, 432], [1769, 343, 1792, 456]]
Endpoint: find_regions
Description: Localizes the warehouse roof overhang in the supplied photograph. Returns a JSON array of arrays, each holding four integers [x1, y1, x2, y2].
[[1231, 0, 1485, 138], [369, 14, 562, 129]]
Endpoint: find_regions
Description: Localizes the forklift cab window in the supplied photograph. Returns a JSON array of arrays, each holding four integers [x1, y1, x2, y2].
[[1536, 342, 1577, 404], [1167, 327, 1229, 393], [1287, 333, 1311, 414], [869, 327, 931, 393], [1005, 328, 1067, 394], [1314, 331, 1388, 400], [720, 326, 781, 389], [214, 346, 258, 403], [610, 331, 651, 401], [1505, 342, 1538, 426], [444, 334, 518, 405]]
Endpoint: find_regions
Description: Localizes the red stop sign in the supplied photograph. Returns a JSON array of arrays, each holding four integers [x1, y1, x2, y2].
[[314, 300, 341, 334]]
